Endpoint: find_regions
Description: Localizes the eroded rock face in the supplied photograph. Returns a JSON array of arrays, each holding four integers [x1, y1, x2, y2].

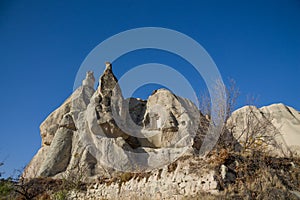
[[93, 62, 129, 139], [25, 61, 300, 182], [71, 157, 220, 200], [260, 103, 300, 155], [24, 71, 95, 178], [38, 114, 75, 177], [228, 104, 300, 157], [24, 63, 200, 179], [140, 89, 199, 148], [24, 62, 300, 200], [39, 71, 95, 146]]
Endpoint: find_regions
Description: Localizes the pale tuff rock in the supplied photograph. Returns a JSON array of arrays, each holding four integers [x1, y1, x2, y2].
[[70, 157, 220, 200], [59, 114, 77, 131], [93, 61, 131, 141], [39, 71, 95, 146], [25, 62, 200, 179], [39, 97, 71, 146], [220, 164, 236, 185], [24, 62, 300, 198], [82, 71, 95, 88], [140, 89, 199, 148], [260, 103, 300, 155], [38, 114, 75, 177], [23, 146, 49, 178], [228, 104, 300, 156], [24, 71, 95, 178]]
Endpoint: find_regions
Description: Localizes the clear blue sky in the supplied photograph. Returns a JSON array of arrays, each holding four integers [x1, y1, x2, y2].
[[0, 0, 299, 177]]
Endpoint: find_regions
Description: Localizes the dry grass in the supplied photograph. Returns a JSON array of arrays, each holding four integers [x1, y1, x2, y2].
[[212, 150, 300, 199]]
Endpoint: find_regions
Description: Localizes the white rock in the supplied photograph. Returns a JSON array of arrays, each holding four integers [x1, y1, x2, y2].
[[229, 104, 300, 157]]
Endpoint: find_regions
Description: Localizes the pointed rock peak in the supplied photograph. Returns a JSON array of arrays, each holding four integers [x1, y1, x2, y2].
[[105, 61, 112, 71], [99, 62, 119, 95], [82, 71, 95, 88]]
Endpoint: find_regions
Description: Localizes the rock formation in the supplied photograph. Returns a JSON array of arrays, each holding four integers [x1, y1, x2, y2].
[[22, 63, 300, 199], [39, 114, 76, 177], [24, 63, 200, 179], [25, 63, 300, 180], [228, 103, 300, 157]]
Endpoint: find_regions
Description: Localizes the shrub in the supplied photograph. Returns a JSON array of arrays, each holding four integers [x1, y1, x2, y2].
[[52, 190, 68, 200], [0, 178, 13, 199]]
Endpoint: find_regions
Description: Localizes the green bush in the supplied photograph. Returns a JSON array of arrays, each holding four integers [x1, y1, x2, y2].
[[0, 178, 13, 199], [52, 189, 68, 200], [0, 162, 13, 199]]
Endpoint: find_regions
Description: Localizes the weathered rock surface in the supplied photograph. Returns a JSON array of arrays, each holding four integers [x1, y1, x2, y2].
[[24, 62, 300, 199], [228, 103, 300, 156], [39, 71, 95, 146], [38, 114, 76, 177], [24, 71, 95, 178], [24, 63, 200, 179], [140, 89, 199, 148], [70, 157, 220, 200]]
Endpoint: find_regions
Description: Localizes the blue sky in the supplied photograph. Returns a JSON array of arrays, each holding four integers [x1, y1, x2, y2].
[[0, 0, 299, 177]]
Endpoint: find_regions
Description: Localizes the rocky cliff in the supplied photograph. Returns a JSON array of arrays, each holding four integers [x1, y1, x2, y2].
[[23, 63, 300, 199], [24, 62, 201, 180]]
